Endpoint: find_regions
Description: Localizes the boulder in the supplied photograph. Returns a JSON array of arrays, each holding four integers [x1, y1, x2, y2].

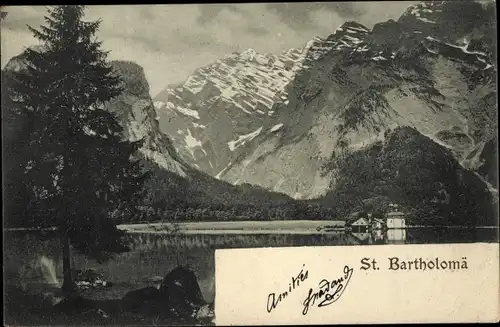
[[119, 266, 206, 320], [159, 266, 206, 317], [122, 286, 162, 313]]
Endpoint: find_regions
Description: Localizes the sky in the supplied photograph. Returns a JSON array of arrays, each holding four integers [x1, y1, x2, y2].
[[1, 3, 417, 97]]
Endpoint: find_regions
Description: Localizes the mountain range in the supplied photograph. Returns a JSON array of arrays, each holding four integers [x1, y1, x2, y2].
[[2, 0, 498, 226], [152, 1, 496, 198]]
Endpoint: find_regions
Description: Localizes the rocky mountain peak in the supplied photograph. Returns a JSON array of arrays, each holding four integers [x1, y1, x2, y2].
[[299, 22, 371, 66], [338, 21, 370, 33], [327, 21, 370, 48], [152, 41, 315, 175], [400, 1, 445, 20]]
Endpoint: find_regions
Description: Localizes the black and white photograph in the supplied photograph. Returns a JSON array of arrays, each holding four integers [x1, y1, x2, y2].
[[2, 1, 498, 326]]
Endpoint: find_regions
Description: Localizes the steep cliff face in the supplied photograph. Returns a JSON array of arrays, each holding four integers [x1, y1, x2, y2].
[[106, 61, 187, 177]]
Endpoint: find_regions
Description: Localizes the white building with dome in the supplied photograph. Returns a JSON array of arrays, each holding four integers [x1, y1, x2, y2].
[[386, 204, 406, 229]]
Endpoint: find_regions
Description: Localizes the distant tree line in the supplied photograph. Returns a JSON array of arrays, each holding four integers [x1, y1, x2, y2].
[[122, 197, 339, 224]]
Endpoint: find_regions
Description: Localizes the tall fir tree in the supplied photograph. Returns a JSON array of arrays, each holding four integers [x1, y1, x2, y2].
[[7, 5, 149, 296]]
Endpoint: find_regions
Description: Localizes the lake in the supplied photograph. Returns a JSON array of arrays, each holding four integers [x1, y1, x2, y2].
[[3, 223, 499, 305]]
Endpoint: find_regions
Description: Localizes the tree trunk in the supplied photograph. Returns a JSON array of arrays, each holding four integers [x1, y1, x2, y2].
[[60, 122, 77, 297], [61, 234, 77, 297]]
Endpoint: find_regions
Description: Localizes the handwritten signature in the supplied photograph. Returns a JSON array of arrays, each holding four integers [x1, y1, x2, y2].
[[267, 264, 308, 313], [301, 265, 354, 315]]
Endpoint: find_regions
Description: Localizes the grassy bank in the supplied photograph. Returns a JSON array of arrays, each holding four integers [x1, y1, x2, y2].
[[4, 285, 214, 326]]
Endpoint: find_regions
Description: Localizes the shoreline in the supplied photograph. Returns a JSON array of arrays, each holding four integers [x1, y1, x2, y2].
[[4, 221, 499, 234]]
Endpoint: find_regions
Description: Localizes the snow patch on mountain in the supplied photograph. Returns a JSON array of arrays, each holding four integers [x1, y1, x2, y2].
[[215, 161, 232, 179], [347, 25, 369, 33], [417, 17, 436, 24], [184, 128, 203, 159], [444, 39, 488, 57], [166, 102, 200, 119], [227, 127, 263, 152], [153, 101, 165, 110], [192, 122, 206, 129], [270, 123, 284, 133]]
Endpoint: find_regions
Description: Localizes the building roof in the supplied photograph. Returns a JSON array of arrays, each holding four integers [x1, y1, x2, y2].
[[387, 211, 405, 217], [351, 217, 369, 225]]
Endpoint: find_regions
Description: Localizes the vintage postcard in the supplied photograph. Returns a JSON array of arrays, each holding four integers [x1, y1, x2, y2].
[[2, 2, 499, 326]]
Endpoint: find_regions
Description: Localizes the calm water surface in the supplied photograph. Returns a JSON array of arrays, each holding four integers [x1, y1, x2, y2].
[[4, 227, 498, 303]]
